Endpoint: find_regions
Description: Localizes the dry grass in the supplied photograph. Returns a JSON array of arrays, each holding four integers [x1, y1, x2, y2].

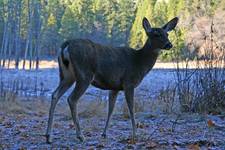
[[78, 98, 107, 118], [156, 19, 225, 114], [0, 93, 108, 119], [121, 98, 145, 118], [155, 86, 177, 113], [0, 93, 49, 115]]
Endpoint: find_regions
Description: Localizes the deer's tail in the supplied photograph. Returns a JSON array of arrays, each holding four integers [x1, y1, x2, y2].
[[57, 41, 71, 81], [60, 41, 70, 68]]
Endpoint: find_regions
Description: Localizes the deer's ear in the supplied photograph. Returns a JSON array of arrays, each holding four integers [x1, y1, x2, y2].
[[143, 17, 152, 33], [162, 17, 179, 32]]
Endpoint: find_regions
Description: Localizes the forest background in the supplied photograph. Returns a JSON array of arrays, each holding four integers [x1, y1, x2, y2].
[[0, 0, 224, 69]]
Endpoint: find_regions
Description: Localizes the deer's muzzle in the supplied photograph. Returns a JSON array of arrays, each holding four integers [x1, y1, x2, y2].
[[163, 42, 173, 50]]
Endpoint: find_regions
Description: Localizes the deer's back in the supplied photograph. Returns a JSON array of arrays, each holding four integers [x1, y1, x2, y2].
[[65, 39, 135, 90]]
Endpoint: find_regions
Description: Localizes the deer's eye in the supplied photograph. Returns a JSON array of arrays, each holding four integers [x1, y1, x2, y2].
[[153, 32, 161, 37], [152, 31, 161, 37]]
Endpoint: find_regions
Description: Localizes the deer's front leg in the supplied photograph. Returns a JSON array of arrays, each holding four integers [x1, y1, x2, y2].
[[124, 87, 136, 144], [102, 90, 119, 138]]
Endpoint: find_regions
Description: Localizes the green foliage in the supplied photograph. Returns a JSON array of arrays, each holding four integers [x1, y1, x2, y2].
[[117, 0, 136, 45], [157, 0, 187, 61], [129, 0, 156, 48], [129, 0, 187, 61], [59, 0, 136, 46], [47, 13, 56, 26], [60, 0, 95, 39], [0, 0, 4, 46], [102, 0, 119, 44], [159, 27, 186, 61], [207, 0, 221, 16], [0, 0, 224, 60]]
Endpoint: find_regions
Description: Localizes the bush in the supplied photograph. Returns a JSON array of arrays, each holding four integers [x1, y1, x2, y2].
[[174, 20, 225, 114]]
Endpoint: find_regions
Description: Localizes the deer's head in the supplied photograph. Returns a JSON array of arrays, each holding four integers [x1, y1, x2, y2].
[[142, 17, 179, 50]]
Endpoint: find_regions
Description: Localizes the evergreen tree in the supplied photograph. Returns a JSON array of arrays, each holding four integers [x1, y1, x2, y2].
[[0, 0, 4, 47], [91, 0, 108, 43], [60, 3, 79, 39], [60, 0, 95, 39], [129, 0, 156, 48], [116, 0, 136, 46], [41, 0, 65, 55], [0, 0, 224, 68], [102, 0, 119, 45]]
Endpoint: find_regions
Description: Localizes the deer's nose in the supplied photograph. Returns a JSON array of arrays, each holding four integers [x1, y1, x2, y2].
[[163, 42, 173, 50]]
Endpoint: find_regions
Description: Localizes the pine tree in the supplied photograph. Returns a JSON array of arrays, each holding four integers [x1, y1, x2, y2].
[[129, 0, 156, 48], [117, 0, 136, 46], [102, 0, 119, 45], [60, 0, 95, 39]]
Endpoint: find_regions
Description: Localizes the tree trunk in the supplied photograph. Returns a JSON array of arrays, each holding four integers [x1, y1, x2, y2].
[[0, 21, 7, 68], [34, 0, 42, 70], [23, 0, 33, 70], [1, 1, 12, 68], [15, 0, 22, 69], [2, 24, 9, 68]]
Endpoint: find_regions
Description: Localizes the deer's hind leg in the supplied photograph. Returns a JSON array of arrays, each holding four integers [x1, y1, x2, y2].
[[46, 56, 75, 143], [46, 79, 74, 143], [67, 75, 92, 142]]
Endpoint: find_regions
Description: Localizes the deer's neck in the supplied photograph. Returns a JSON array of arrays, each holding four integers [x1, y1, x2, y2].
[[136, 39, 160, 67], [141, 39, 161, 55]]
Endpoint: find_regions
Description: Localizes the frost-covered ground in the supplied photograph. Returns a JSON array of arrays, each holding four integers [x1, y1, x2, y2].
[[0, 67, 224, 149], [0, 99, 225, 149], [0, 68, 176, 100]]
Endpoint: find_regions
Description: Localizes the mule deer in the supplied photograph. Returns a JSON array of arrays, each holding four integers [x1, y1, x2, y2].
[[46, 17, 178, 144]]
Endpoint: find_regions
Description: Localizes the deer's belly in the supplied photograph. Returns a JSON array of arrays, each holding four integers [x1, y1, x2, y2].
[[91, 75, 123, 90]]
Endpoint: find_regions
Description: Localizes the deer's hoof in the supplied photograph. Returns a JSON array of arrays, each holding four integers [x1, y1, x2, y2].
[[131, 137, 136, 145], [131, 139, 136, 145], [77, 135, 85, 142], [46, 134, 52, 144]]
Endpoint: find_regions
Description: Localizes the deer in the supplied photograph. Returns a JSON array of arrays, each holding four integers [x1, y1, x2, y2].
[[46, 17, 178, 144]]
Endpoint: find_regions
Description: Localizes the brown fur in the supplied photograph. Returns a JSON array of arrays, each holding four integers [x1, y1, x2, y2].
[[46, 17, 179, 144]]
